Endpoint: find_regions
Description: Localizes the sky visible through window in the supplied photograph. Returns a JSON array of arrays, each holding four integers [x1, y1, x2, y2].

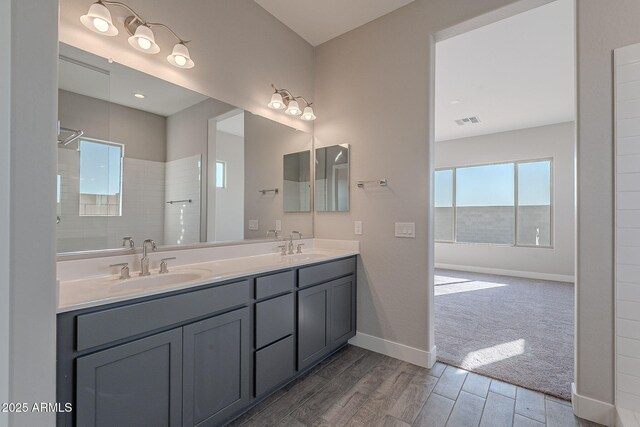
[[436, 160, 551, 207], [79, 139, 122, 195]]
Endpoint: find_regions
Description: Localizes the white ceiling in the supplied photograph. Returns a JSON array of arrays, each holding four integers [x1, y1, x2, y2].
[[254, 0, 415, 46], [435, 0, 575, 142], [59, 44, 207, 117]]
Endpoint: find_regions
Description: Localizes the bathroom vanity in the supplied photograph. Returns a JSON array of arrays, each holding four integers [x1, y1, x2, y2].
[[56, 251, 357, 427]]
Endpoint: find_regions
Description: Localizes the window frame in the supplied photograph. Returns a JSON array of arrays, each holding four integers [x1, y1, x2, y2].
[[78, 137, 125, 217], [435, 157, 554, 248]]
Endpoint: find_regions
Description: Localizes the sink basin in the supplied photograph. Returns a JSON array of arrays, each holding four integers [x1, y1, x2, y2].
[[108, 269, 209, 292]]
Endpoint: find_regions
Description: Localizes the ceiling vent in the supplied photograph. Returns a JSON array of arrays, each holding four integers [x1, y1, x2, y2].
[[455, 116, 481, 126]]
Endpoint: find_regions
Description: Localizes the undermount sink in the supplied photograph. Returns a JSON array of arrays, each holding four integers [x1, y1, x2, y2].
[[108, 269, 209, 292]]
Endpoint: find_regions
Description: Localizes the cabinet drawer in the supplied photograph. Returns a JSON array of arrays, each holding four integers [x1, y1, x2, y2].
[[255, 270, 294, 300], [298, 257, 356, 289], [77, 280, 251, 351], [255, 293, 294, 349], [255, 336, 294, 397]]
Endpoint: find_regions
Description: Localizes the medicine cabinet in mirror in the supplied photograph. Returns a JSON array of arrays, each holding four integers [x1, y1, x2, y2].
[[57, 43, 313, 255], [315, 144, 350, 212]]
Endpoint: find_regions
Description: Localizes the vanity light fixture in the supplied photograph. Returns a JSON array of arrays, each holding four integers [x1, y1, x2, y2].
[[268, 84, 316, 121], [80, 1, 195, 69]]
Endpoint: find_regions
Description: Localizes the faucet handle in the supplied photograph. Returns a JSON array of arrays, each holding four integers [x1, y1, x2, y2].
[[277, 245, 287, 256], [159, 257, 176, 274], [122, 236, 135, 248], [296, 243, 305, 254], [110, 262, 130, 280]]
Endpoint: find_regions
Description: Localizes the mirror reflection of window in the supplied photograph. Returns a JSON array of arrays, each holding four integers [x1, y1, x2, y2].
[[78, 139, 123, 217], [315, 144, 350, 212], [216, 161, 226, 188]]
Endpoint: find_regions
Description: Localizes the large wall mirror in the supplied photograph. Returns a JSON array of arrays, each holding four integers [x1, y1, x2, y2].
[[315, 144, 350, 212], [57, 43, 313, 255]]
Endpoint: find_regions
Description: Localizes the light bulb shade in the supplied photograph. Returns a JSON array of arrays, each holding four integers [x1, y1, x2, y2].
[[285, 99, 302, 116], [80, 2, 118, 36], [128, 25, 160, 54], [167, 43, 195, 68], [300, 106, 316, 121], [268, 93, 286, 110]]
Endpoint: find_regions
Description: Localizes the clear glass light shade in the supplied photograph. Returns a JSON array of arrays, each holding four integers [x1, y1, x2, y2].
[[128, 25, 160, 54], [80, 2, 119, 36], [285, 100, 302, 116], [167, 43, 195, 68], [300, 106, 316, 121], [268, 93, 286, 110]]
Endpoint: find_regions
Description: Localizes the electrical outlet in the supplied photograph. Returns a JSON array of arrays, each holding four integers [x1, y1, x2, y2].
[[275, 220, 282, 231], [395, 222, 415, 238], [248, 220, 259, 230], [354, 221, 363, 235]]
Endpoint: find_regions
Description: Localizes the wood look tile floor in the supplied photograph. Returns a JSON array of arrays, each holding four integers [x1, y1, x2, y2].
[[229, 346, 603, 427]]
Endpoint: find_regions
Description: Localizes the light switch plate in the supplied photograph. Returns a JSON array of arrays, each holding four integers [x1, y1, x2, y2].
[[395, 222, 415, 238], [354, 221, 363, 235], [275, 220, 282, 231], [248, 220, 259, 230]]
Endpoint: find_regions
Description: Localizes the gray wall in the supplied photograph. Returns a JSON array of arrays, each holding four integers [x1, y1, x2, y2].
[[58, 89, 167, 162], [436, 206, 551, 245], [314, 0, 537, 363], [575, 0, 640, 406], [3, 0, 59, 425], [435, 122, 574, 278]]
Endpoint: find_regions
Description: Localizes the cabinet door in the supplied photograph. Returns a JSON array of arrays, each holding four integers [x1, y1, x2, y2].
[[76, 328, 183, 427], [297, 282, 331, 370], [330, 275, 356, 350], [182, 307, 251, 427]]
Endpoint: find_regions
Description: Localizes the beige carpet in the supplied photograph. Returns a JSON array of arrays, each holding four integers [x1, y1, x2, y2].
[[435, 269, 574, 400]]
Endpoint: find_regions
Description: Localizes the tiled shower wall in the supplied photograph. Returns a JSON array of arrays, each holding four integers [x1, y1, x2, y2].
[[615, 42, 640, 414], [164, 154, 202, 245], [56, 148, 165, 252]]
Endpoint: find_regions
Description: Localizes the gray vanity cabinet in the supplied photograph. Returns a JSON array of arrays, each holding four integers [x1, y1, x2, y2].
[[76, 328, 183, 427], [329, 275, 357, 350], [298, 274, 356, 370], [182, 307, 250, 427], [298, 281, 332, 370]]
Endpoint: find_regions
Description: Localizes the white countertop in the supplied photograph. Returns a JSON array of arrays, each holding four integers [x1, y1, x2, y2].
[[57, 242, 358, 313]]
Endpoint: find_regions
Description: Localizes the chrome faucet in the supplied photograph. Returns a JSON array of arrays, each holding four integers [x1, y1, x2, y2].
[[291, 231, 303, 240], [266, 229, 279, 239], [140, 239, 157, 276], [122, 236, 135, 249]]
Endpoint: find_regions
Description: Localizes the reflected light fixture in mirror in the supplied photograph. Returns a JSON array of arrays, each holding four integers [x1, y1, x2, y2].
[[80, 1, 195, 69], [268, 84, 316, 121]]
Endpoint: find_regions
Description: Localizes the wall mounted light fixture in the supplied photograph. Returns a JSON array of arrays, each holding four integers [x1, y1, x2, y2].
[[268, 84, 316, 121], [80, 1, 195, 69]]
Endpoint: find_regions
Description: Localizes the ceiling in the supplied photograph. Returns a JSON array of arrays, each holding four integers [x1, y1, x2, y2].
[[254, 0, 415, 46], [435, 0, 575, 142], [59, 44, 207, 117]]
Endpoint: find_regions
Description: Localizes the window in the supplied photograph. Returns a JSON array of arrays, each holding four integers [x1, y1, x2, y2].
[[456, 163, 515, 245], [215, 161, 226, 188], [435, 159, 552, 247], [517, 160, 552, 246], [435, 169, 454, 241], [79, 139, 123, 216]]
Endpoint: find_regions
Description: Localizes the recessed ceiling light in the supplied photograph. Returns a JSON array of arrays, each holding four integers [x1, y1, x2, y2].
[[134, 93, 145, 99], [450, 99, 461, 105]]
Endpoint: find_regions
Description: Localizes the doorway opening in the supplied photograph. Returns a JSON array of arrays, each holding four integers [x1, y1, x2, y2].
[[432, 0, 576, 400]]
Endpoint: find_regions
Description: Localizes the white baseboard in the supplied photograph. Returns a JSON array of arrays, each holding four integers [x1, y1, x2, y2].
[[435, 263, 574, 283], [348, 332, 437, 368], [571, 383, 616, 426], [617, 408, 640, 427]]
